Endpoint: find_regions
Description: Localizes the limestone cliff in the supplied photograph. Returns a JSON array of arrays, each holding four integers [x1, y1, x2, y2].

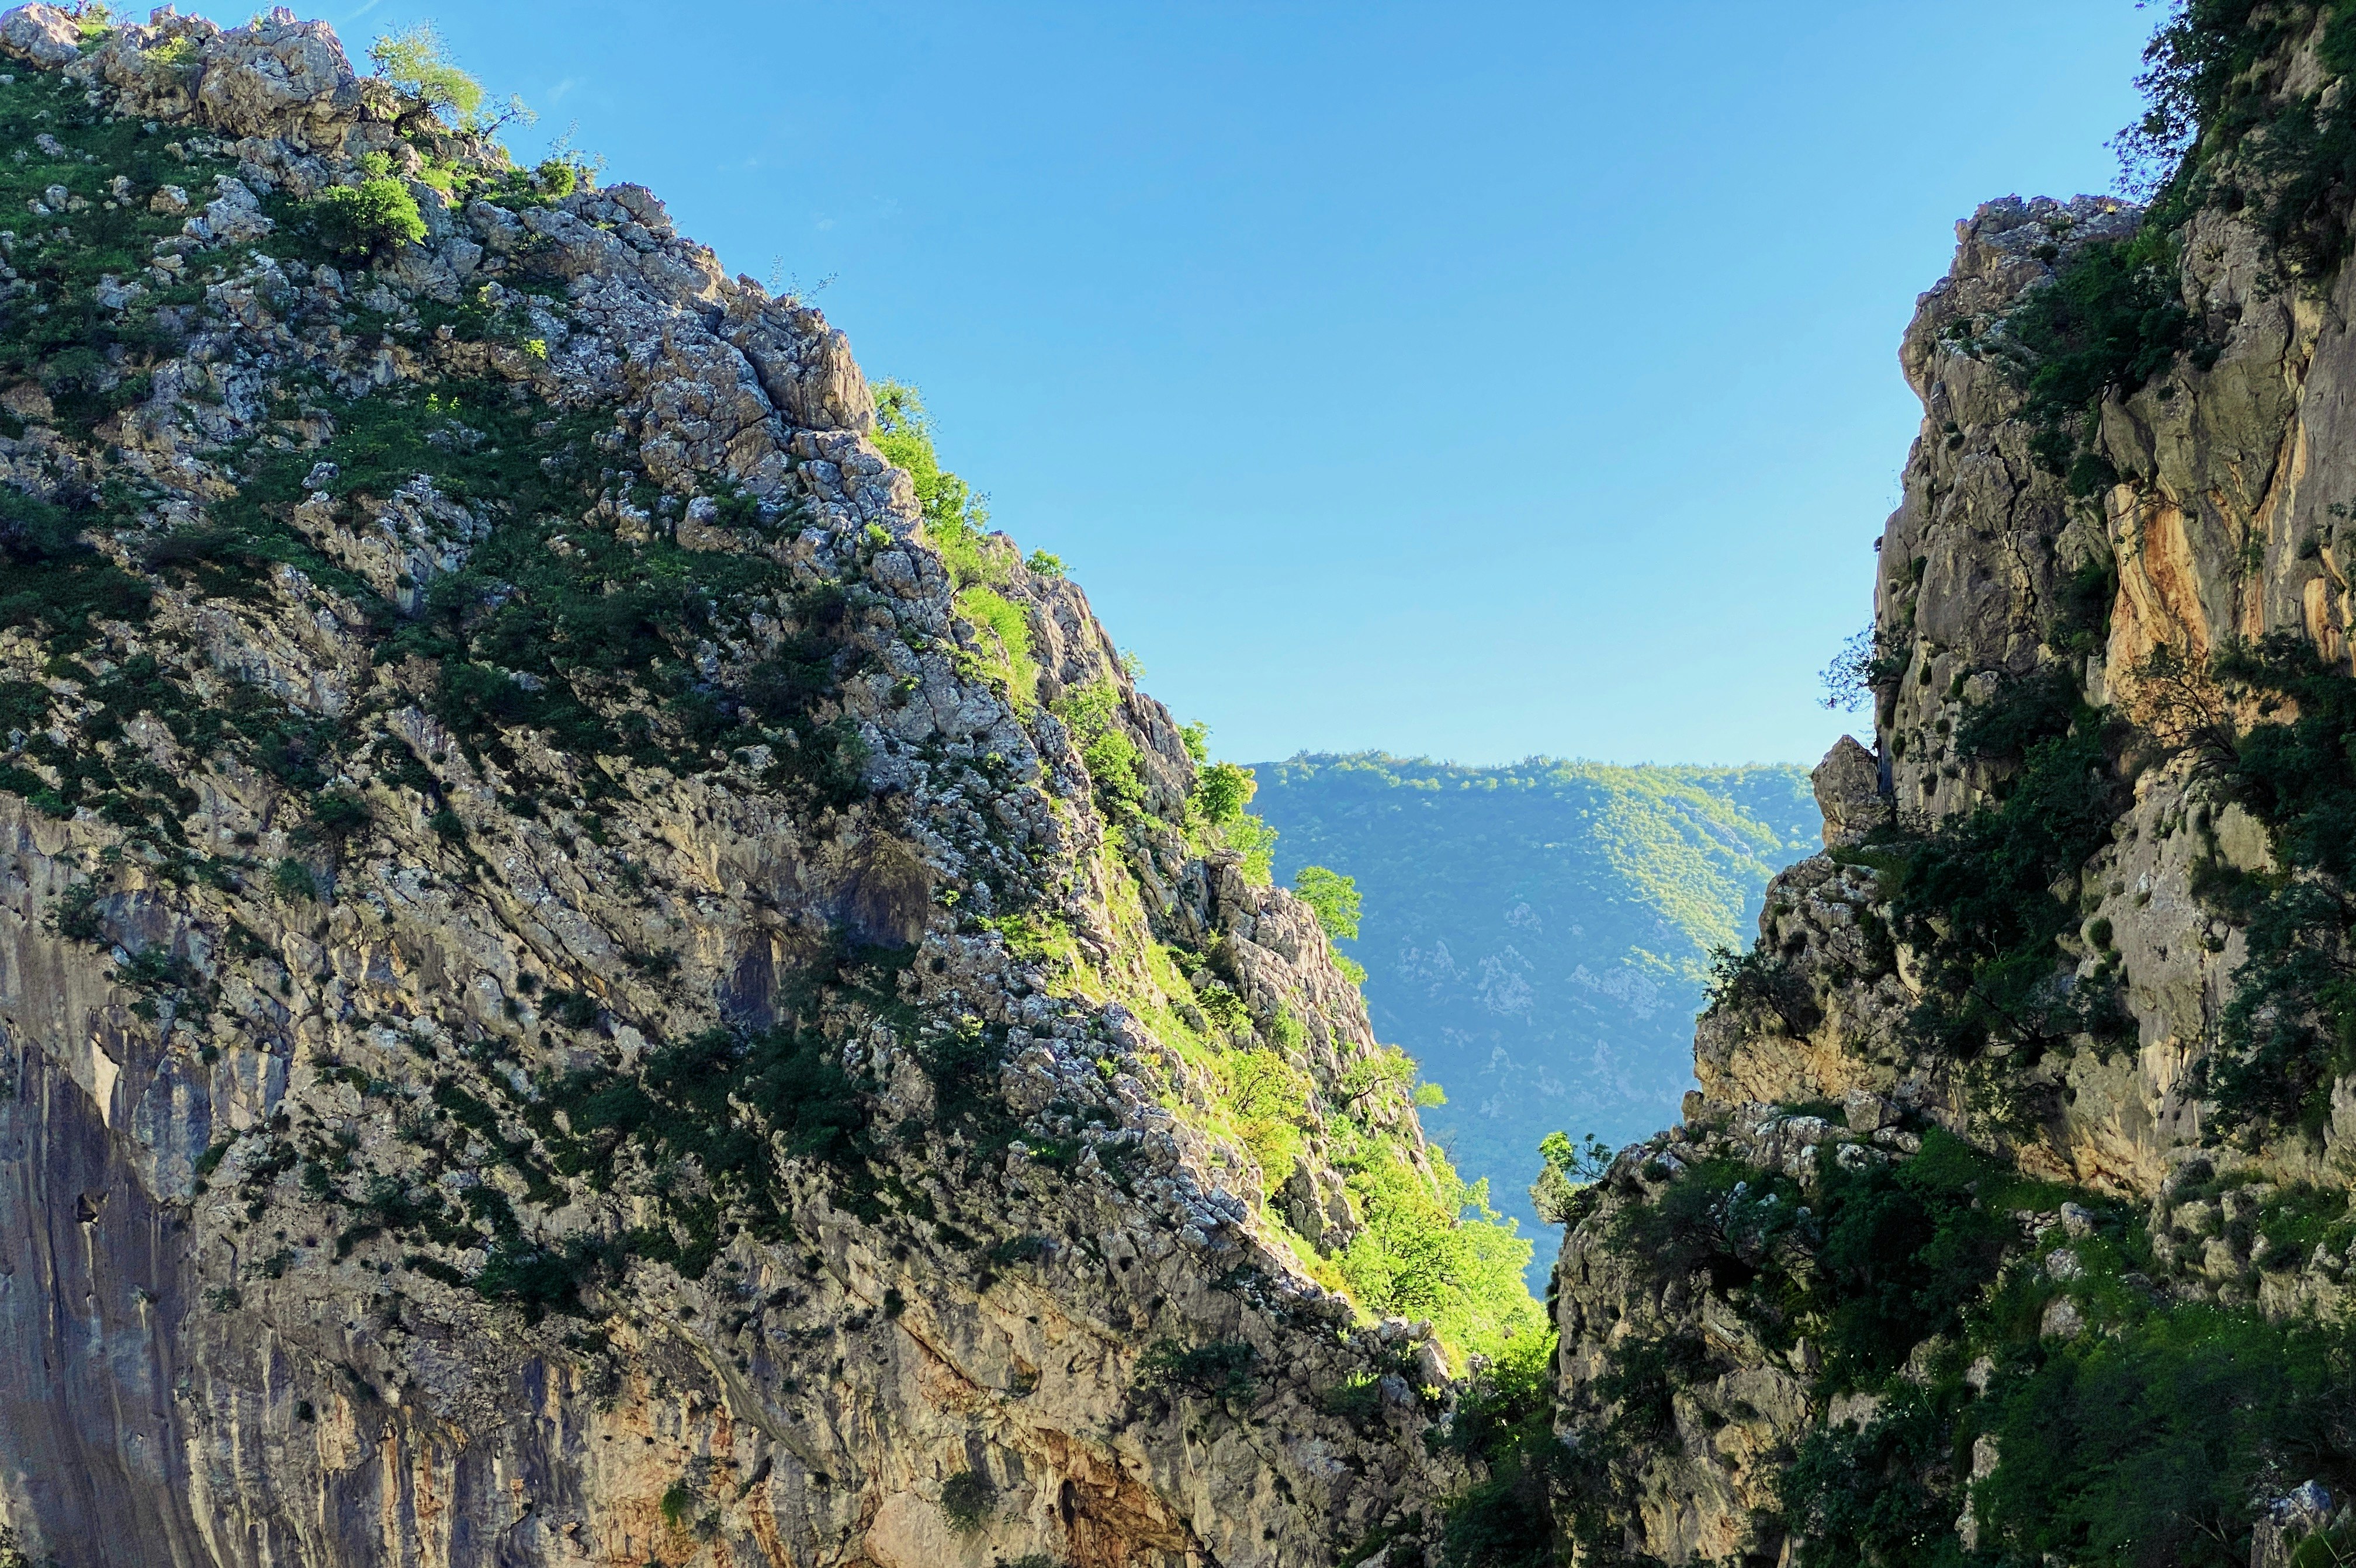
[[1544, 9, 2356, 1567], [0, 8, 1535, 1564]]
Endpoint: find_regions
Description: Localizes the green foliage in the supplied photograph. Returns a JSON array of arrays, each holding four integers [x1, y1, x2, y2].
[[0, 487, 150, 653], [368, 23, 484, 126], [1703, 942, 1820, 1034], [1608, 1130, 2013, 1387], [1333, 1141, 1546, 1366], [269, 858, 318, 903], [1186, 757, 1279, 883], [1291, 863, 1361, 942], [1529, 1130, 1612, 1224], [2174, 634, 2356, 1132], [309, 788, 372, 839], [0, 72, 250, 441], [1432, 1331, 1564, 1567], [1821, 622, 1912, 712], [1809, 1133, 2014, 1385], [2054, 555, 2120, 655], [2122, 0, 2356, 277], [955, 585, 1038, 710], [1780, 1385, 1969, 1568], [938, 1469, 995, 1531], [1618, 1119, 2356, 1568], [307, 176, 427, 261], [2004, 226, 2189, 488], [1972, 1306, 2356, 1566], [1192, 759, 1255, 824], [545, 1015, 870, 1271], [49, 881, 103, 942], [1870, 669, 2130, 1080], [1133, 1338, 1259, 1402], [252, 384, 872, 801], [1221, 1047, 1311, 1178], [872, 380, 996, 585], [1054, 677, 1144, 813], [1252, 752, 1817, 1260]]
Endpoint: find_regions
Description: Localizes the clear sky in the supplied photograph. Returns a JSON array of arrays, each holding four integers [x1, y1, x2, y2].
[[286, 1, 2155, 766]]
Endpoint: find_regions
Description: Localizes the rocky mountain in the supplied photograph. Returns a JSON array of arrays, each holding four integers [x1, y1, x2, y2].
[[12, 3, 2356, 1566], [1249, 754, 1817, 1260], [0, 7, 1544, 1564], [1526, 8, 2356, 1566]]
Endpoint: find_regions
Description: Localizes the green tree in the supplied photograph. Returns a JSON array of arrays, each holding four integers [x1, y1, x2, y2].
[[1293, 863, 1361, 942], [370, 25, 483, 122], [369, 23, 529, 134]]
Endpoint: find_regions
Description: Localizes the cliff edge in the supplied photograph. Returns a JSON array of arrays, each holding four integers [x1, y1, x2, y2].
[[0, 7, 1543, 1565]]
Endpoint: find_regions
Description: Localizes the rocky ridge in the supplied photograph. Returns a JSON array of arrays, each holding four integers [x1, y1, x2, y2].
[[0, 8, 1536, 1566], [1542, 11, 2356, 1566]]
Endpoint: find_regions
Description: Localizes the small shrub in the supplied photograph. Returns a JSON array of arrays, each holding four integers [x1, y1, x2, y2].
[[1193, 760, 1255, 824], [1529, 1130, 1613, 1225], [2002, 227, 2189, 485], [270, 858, 318, 903], [308, 177, 428, 261], [938, 1469, 995, 1531], [546, 990, 599, 1028], [309, 788, 371, 839], [1052, 677, 1140, 810], [986, 1233, 1048, 1268], [1702, 943, 1820, 1034], [1318, 1372, 1384, 1427], [49, 881, 104, 942], [1134, 1338, 1259, 1402], [956, 586, 1038, 710]]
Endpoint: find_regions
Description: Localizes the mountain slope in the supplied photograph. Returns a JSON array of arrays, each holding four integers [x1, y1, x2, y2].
[[1523, 9, 2356, 1565], [0, 9, 1527, 1564], [1252, 753, 1818, 1254]]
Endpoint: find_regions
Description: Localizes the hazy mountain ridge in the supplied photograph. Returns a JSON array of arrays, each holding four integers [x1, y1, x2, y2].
[[1252, 752, 1818, 1253]]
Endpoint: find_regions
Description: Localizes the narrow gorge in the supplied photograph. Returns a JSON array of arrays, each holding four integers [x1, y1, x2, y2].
[[1, 4, 2355, 1567]]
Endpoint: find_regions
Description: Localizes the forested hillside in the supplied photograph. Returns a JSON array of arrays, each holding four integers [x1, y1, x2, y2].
[[1251, 752, 1818, 1258]]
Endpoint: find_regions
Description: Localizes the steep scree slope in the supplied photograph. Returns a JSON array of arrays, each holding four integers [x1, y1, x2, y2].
[[0, 8, 1535, 1566]]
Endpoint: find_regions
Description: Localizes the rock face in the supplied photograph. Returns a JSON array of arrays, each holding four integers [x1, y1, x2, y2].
[[0, 9, 1486, 1564], [1547, 18, 2356, 1567]]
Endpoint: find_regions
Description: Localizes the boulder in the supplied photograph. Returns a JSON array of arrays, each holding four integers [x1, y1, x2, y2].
[[1811, 734, 1888, 847]]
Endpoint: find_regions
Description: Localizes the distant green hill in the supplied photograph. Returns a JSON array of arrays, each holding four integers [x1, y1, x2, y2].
[[1253, 753, 1820, 1278]]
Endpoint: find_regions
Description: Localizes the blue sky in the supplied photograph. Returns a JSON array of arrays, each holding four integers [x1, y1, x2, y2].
[[294, 1, 2154, 766]]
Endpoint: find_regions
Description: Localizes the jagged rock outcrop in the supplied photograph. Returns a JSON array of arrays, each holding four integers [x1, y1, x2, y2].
[[0, 9, 1489, 1564], [1551, 14, 2356, 1566]]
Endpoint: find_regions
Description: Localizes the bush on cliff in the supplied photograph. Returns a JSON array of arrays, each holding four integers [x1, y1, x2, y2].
[[2140, 633, 2356, 1136], [2004, 226, 2188, 494], [1851, 668, 2131, 1099], [872, 380, 998, 585], [2123, 0, 2356, 275], [307, 158, 428, 261]]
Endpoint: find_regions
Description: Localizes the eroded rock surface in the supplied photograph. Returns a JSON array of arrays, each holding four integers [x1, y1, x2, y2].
[[0, 9, 1475, 1564]]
